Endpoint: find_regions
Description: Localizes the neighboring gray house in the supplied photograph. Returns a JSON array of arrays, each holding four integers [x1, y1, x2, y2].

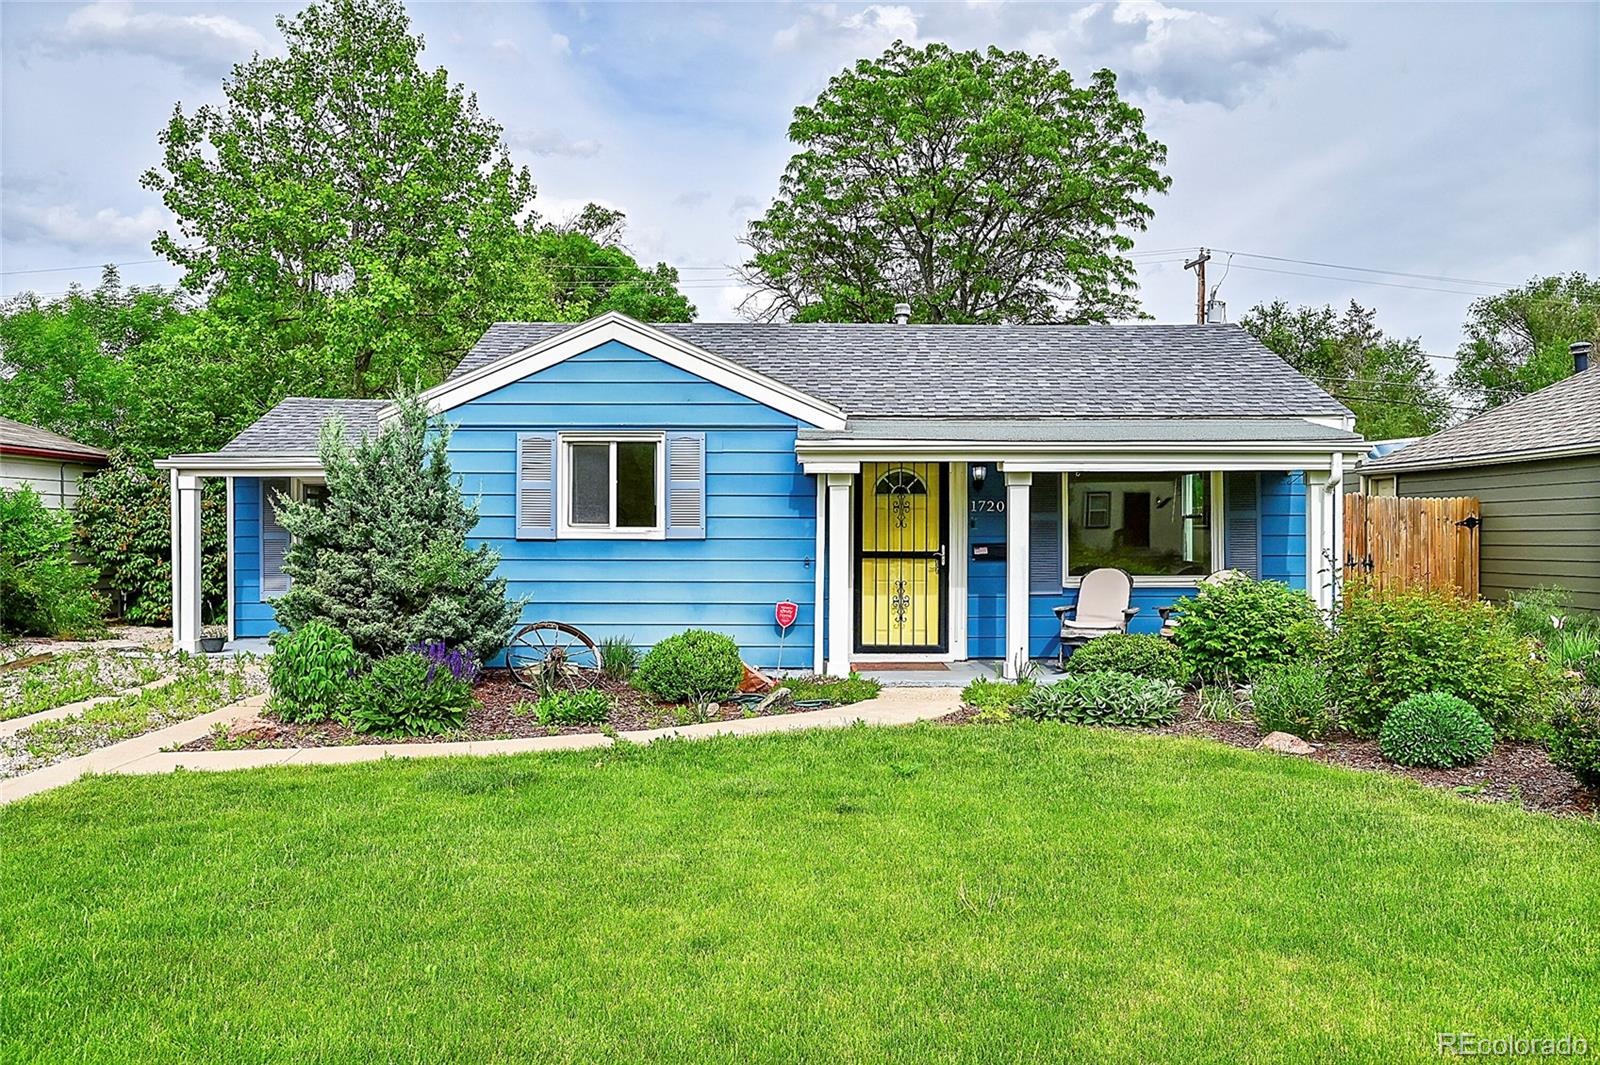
[[1361, 343, 1599, 611], [0, 417, 109, 510]]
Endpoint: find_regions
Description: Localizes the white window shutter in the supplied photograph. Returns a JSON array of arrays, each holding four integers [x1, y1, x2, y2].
[[665, 432, 706, 539], [260, 478, 291, 598], [516, 432, 558, 539]]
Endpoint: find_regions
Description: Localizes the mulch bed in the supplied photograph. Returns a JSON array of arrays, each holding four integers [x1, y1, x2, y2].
[[178, 669, 807, 752], [939, 692, 1596, 818]]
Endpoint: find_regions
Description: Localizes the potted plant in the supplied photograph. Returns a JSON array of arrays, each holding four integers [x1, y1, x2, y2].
[[198, 600, 227, 653]]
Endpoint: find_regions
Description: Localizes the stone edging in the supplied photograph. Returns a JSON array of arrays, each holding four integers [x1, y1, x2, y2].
[[1, 688, 961, 806]]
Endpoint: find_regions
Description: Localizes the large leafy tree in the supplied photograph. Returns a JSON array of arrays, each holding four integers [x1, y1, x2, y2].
[[532, 205, 696, 323], [141, 0, 548, 396], [0, 269, 187, 458], [1449, 273, 1600, 412], [739, 42, 1170, 324], [1240, 300, 1452, 439]]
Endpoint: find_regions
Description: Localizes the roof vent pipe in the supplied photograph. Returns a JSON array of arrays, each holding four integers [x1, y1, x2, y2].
[[893, 302, 911, 325], [1573, 341, 1593, 373]]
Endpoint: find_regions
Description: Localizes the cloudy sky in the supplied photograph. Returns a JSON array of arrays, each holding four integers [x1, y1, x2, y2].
[[2, 0, 1596, 374]]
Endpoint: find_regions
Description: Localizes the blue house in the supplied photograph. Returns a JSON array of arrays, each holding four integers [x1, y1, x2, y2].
[[157, 312, 1360, 677]]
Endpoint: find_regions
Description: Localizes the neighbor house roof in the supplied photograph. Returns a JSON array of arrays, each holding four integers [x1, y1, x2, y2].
[[451, 321, 1350, 420], [215, 398, 390, 457], [1364, 369, 1600, 474], [0, 416, 110, 463], [797, 417, 1364, 447]]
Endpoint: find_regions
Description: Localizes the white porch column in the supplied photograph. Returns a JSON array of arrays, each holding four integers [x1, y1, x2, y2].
[[824, 473, 855, 677], [1305, 468, 1334, 614], [173, 472, 204, 653], [1004, 471, 1032, 679]]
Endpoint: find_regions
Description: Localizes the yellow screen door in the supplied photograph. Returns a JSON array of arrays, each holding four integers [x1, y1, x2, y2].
[[857, 462, 948, 653]]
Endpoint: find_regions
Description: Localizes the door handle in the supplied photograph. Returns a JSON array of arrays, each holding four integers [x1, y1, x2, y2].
[[938, 544, 947, 568]]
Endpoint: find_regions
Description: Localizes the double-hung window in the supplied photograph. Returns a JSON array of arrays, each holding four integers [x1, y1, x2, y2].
[[559, 433, 664, 538]]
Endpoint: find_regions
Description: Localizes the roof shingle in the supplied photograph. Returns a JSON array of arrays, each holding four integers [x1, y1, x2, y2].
[[1364, 369, 1600, 473], [218, 398, 389, 456], [450, 322, 1349, 420]]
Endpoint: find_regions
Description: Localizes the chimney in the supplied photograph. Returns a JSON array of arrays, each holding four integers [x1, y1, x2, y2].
[[1573, 341, 1593, 373], [893, 302, 911, 325]]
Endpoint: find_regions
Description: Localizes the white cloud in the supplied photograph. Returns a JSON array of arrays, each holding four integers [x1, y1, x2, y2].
[[51, 1, 267, 78], [728, 195, 764, 219], [1027, 1, 1341, 108], [549, 32, 571, 54], [774, 4, 919, 51], [490, 38, 521, 58], [506, 128, 603, 158], [3, 201, 167, 251]]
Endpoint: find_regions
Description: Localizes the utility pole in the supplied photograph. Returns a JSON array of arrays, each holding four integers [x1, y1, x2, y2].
[[1184, 248, 1210, 325]]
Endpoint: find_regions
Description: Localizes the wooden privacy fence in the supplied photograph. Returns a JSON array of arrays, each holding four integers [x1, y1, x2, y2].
[[1344, 494, 1481, 599]]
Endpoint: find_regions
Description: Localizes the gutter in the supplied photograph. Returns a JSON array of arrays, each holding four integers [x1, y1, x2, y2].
[[0, 445, 110, 464], [1363, 440, 1600, 477]]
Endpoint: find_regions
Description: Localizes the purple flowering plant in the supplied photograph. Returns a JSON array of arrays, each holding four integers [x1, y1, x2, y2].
[[409, 640, 481, 685]]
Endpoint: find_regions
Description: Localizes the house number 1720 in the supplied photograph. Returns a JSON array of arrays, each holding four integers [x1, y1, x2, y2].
[[970, 500, 1006, 512]]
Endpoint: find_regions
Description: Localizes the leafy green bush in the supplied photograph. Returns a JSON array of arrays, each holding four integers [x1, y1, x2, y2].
[[1377, 692, 1494, 769], [268, 620, 358, 723], [1065, 633, 1191, 685], [1250, 662, 1332, 740], [1331, 584, 1561, 739], [75, 464, 226, 624], [1171, 576, 1323, 682], [779, 673, 881, 706], [599, 636, 639, 680], [0, 487, 104, 637], [632, 629, 745, 703], [1197, 683, 1240, 722], [272, 396, 519, 663], [1548, 692, 1600, 789], [534, 688, 611, 726], [1507, 585, 1575, 640], [1019, 670, 1182, 728], [343, 652, 473, 737]]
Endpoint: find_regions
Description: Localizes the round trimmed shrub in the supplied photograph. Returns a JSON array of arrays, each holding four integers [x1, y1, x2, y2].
[[1249, 661, 1332, 740], [632, 629, 745, 703], [1171, 576, 1323, 682], [1065, 633, 1192, 686], [1548, 691, 1600, 790], [1019, 670, 1182, 728], [343, 651, 473, 737], [269, 619, 358, 723], [1377, 692, 1493, 769]]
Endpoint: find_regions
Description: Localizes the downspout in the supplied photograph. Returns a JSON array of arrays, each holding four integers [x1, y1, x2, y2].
[[1325, 452, 1344, 613]]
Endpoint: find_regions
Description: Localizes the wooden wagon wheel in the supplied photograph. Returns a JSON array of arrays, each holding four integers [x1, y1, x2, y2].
[[505, 621, 600, 693]]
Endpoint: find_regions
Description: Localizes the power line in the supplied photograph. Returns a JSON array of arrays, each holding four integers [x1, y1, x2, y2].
[[1211, 248, 1513, 289]]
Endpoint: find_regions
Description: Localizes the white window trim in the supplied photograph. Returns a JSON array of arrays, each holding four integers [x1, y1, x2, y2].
[[557, 431, 667, 540], [1060, 470, 1227, 586]]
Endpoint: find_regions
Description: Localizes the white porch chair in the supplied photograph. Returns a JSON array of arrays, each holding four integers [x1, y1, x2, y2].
[[1053, 567, 1139, 669]]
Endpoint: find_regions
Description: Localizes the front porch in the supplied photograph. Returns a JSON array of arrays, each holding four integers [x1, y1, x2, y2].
[[800, 417, 1361, 679]]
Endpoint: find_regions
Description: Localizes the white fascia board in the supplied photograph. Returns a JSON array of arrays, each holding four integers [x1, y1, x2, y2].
[[797, 441, 1355, 473], [410, 312, 848, 430], [154, 454, 325, 477]]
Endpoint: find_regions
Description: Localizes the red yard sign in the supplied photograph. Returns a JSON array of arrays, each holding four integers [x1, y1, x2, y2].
[[774, 601, 798, 630]]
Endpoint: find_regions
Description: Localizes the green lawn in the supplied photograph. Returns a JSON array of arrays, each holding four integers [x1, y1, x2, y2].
[[3, 723, 1598, 1063]]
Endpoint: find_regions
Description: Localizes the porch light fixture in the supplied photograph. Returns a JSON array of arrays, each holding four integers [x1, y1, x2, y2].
[[971, 464, 987, 491]]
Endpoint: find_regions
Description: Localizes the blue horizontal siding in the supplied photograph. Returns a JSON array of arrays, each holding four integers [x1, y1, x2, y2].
[[232, 476, 277, 639], [455, 340, 818, 670], [1260, 471, 1308, 589]]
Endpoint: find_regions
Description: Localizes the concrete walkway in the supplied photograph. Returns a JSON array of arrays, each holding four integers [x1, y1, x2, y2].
[[0, 687, 961, 806]]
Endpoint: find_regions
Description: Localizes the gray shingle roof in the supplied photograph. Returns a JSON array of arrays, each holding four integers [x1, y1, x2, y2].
[[451, 322, 1350, 419], [218, 398, 389, 456], [798, 417, 1364, 445], [1364, 369, 1600, 473], [0, 416, 109, 461]]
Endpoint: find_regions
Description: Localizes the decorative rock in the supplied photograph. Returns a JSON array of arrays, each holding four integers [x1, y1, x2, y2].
[[753, 687, 796, 714], [738, 664, 776, 694], [1259, 731, 1315, 756], [226, 712, 271, 740]]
